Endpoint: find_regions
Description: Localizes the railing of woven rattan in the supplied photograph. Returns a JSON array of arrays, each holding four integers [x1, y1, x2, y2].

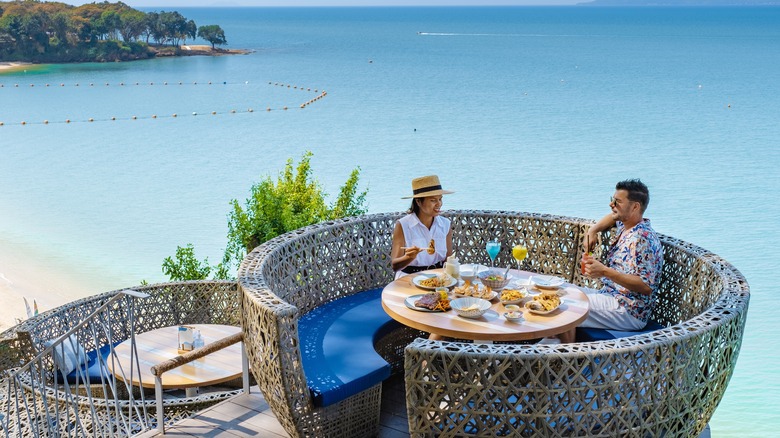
[[404, 229, 749, 437], [0, 280, 243, 437]]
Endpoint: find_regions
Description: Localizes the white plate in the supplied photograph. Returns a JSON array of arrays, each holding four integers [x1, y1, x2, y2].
[[498, 288, 528, 305], [504, 313, 524, 323], [404, 294, 447, 312], [525, 303, 561, 315], [453, 289, 498, 301], [529, 275, 565, 290], [412, 274, 457, 290]]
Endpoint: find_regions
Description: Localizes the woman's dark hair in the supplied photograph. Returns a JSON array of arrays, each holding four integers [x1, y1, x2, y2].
[[408, 199, 421, 214], [616, 179, 650, 212]]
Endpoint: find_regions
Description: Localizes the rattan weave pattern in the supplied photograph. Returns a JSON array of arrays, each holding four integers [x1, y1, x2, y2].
[[0, 280, 244, 437], [239, 210, 748, 438]]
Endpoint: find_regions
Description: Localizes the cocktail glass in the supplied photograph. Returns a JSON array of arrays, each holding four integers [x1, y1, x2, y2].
[[512, 243, 528, 271], [486, 240, 501, 268]]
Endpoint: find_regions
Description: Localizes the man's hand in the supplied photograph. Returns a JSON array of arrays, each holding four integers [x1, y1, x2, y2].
[[582, 254, 608, 278]]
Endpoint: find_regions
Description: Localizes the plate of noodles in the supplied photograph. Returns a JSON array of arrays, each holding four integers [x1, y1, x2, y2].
[[412, 273, 457, 290]]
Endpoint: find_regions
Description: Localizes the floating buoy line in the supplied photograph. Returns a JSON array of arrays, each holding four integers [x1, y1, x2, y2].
[[0, 81, 327, 127]]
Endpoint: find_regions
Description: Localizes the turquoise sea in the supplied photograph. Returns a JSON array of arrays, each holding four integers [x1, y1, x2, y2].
[[1, 6, 778, 435]]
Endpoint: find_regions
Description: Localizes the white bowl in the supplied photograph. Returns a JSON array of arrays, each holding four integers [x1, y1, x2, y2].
[[504, 312, 524, 323], [460, 268, 477, 284], [450, 297, 491, 319], [478, 270, 511, 290]]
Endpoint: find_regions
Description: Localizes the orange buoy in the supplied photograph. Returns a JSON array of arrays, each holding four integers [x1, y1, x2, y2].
[[283, 106, 288, 110], [172, 113, 177, 117], [44, 120, 48, 124], [66, 119, 70, 123], [61, 83, 65, 86], [21, 121, 26, 125], [111, 117, 116, 121], [89, 118, 94, 122], [132, 116, 137, 120], [0, 122, 3, 126], [152, 115, 157, 119], [267, 107, 271, 111]]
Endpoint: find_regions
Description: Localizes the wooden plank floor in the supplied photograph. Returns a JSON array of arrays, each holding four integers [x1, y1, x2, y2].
[[136, 374, 409, 437], [137, 374, 711, 438]]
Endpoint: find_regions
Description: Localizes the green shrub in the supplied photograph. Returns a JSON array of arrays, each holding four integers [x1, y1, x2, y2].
[[162, 151, 368, 281]]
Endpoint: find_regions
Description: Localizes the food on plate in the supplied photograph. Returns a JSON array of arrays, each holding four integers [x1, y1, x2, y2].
[[484, 274, 504, 281], [418, 273, 453, 288], [524, 292, 561, 312], [500, 288, 527, 302], [427, 239, 436, 255], [453, 283, 493, 299], [414, 290, 451, 311]]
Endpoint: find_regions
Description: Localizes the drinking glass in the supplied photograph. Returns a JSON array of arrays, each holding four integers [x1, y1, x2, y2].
[[512, 243, 528, 271], [486, 240, 501, 268]]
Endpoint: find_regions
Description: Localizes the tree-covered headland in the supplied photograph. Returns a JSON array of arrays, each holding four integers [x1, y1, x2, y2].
[[0, 1, 229, 63]]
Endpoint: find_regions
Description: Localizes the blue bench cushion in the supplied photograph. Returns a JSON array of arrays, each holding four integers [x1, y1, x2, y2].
[[57, 342, 117, 385], [298, 288, 401, 407], [576, 320, 665, 342]]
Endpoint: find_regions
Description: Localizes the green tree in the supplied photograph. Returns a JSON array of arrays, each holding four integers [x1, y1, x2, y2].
[[162, 244, 228, 281], [162, 152, 368, 281], [197, 24, 226, 49]]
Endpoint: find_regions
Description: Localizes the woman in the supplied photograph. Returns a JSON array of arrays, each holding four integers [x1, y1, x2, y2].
[[391, 175, 454, 278]]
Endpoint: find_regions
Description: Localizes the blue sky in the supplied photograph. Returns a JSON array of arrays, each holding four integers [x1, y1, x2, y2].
[[60, 0, 581, 6]]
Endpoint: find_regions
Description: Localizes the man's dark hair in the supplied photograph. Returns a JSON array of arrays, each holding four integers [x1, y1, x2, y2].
[[616, 179, 650, 213]]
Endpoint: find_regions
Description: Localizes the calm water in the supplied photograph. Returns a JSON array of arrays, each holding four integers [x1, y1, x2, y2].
[[1, 7, 778, 435]]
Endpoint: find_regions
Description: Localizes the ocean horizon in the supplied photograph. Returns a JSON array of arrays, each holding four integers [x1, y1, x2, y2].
[[1, 6, 778, 435]]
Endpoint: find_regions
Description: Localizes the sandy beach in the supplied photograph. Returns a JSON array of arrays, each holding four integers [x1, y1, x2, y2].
[[0, 238, 108, 332], [0, 62, 33, 73]]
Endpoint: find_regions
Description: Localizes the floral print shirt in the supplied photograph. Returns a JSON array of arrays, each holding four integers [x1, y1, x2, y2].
[[600, 219, 664, 323]]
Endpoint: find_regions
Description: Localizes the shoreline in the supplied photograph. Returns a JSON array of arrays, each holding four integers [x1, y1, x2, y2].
[[0, 62, 33, 73], [0, 46, 250, 73], [0, 238, 114, 332]]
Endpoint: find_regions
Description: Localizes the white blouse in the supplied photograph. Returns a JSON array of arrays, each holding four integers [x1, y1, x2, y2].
[[397, 213, 451, 275]]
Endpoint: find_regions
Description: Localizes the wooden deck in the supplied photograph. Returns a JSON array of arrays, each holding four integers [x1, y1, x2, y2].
[[137, 373, 710, 437], [136, 374, 409, 437]]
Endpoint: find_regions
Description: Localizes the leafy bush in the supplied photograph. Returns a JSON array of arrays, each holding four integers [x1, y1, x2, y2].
[[163, 152, 368, 281]]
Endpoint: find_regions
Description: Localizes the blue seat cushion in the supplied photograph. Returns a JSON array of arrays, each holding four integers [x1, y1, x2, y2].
[[576, 320, 665, 342], [59, 342, 117, 384], [298, 288, 401, 407]]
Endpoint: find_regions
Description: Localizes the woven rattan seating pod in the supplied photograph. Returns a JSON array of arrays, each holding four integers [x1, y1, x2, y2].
[[0, 280, 244, 435], [238, 210, 749, 438]]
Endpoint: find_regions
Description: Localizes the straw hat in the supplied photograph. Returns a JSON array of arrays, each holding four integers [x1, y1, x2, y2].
[[402, 175, 454, 199]]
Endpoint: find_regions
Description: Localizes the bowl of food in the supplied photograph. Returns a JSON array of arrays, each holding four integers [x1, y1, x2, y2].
[[478, 270, 511, 291], [450, 297, 491, 319], [499, 287, 528, 305]]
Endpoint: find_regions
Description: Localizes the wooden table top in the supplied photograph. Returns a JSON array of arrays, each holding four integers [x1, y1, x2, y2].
[[106, 324, 242, 389], [382, 269, 589, 342]]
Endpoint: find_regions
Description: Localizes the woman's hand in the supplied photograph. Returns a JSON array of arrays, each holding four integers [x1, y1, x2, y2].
[[403, 246, 424, 259]]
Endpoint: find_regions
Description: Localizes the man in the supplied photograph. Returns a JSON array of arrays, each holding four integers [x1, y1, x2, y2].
[[558, 179, 663, 344]]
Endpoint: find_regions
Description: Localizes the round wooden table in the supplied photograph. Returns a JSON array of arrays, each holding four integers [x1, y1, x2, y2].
[[106, 324, 243, 394], [381, 269, 589, 342]]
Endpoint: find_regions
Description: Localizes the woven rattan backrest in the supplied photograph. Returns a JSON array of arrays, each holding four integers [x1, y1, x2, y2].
[[12, 281, 240, 363], [244, 213, 402, 314]]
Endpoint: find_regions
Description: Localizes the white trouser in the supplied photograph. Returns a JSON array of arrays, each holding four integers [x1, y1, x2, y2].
[[579, 288, 646, 331]]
